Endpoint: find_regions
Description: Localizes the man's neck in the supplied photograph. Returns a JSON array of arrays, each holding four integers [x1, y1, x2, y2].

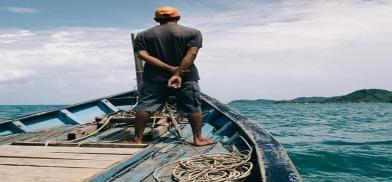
[[160, 21, 177, 25]]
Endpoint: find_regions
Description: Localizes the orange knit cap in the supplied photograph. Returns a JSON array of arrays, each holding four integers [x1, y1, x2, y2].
[[155, 6, 180, 19]]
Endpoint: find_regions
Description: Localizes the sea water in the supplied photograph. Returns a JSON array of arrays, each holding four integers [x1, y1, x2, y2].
[[0, 105, 65, 121], [229, 102, 392, 182], [1, 104, 391, 181]]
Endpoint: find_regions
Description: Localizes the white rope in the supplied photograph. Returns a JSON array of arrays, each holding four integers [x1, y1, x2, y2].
[[153, 137, 253, 182], [69, 116, 113, 143]]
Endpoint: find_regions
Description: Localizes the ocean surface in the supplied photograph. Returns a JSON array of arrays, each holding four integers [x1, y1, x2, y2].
[[1, 104, 391, 181], [229, 103, 392, 182], [0, 105, 65, 121]]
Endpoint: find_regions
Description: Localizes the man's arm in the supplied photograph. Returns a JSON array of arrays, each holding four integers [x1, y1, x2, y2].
[[137, 50, 177, 74], [168, 47, 199, 89], [174, 47, 199, 76]]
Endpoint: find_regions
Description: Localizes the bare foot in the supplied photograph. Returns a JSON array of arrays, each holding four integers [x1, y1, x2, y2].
[[121, 138, 142, 144], [194, 138, 217, 147]]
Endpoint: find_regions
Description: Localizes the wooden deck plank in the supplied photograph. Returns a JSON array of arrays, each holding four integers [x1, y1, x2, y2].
[[0, 131, 52, 145], [99, 128, 133, 142], [0, 145, 147, 182], [0, 126, 76, 145], [0, 152, 126, 161], [0, 145, 143, 155], [0, 165, 102, 182], [80, 128, 125, 142], [114, 124, 215, 182], [0, 145, 139, 161], [0, 157, 114, 169], [24, 126, 76, 142], [11, 141, 148, 148]]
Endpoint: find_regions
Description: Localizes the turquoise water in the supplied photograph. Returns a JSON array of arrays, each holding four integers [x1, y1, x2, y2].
[[0, 105, 65, 121], [229, 103, 392, 182], [1, 104, 391, 181]]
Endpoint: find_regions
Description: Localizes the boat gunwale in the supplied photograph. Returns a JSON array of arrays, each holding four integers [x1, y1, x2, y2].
[[201, 93, 302, 182], [201, 94, 266, 182], [0, 90, 136, 125], [1, 90, 301, 182]]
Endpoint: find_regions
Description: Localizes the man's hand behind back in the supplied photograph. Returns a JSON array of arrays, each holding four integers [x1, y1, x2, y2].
[[167, 75, 182, 89]]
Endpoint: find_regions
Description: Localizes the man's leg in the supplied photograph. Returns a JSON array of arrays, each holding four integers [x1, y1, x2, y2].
[[188, 112, 216, 146], [177, 81, 215, 146], [131, 81, 168, 143], [132, 111, 150, 143]]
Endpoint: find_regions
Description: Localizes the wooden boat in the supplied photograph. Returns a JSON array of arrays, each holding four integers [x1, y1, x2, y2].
[[0, 34, 301, 182], [0, 91, 301, 182]]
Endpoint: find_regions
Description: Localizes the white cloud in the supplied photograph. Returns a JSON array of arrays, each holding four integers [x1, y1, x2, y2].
[[3, 6, 37, 14], [0, 69, 36, 83], [1, 0, 392, 104], [182, 0, 392, 102], [0, 27, 138, 104], [0, 29, 35, 43]]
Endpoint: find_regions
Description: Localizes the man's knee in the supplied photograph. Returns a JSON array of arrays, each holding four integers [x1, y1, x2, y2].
[[135, 111, 150, 120]]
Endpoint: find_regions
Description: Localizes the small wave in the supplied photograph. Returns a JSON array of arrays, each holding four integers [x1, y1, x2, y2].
[[322, 140, 392, 146]]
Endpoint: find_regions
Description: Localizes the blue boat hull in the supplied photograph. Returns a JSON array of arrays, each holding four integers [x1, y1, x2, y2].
[[0, 91, 301, 182]]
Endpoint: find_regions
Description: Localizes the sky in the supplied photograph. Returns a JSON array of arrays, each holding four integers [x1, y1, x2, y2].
[[1, 0, 392, 104]]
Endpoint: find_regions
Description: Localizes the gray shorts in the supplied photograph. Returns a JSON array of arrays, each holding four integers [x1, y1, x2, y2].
[[133, 81, 202, 114]]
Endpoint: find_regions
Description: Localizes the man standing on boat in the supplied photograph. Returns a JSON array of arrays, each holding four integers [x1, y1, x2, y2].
[[132, 6, 216, 146]]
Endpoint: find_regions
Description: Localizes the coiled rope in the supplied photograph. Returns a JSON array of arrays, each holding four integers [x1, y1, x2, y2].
[[153, 137, 253, 182]]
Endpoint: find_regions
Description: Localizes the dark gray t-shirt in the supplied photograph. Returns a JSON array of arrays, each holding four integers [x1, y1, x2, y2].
[[134, 24, 202, 82]]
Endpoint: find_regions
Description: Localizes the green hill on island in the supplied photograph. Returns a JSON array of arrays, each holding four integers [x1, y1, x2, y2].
[[229, 99, 275, 104], [230, 89, 392, 104]]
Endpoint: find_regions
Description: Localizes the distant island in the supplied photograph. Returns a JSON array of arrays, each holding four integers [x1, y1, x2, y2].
[[230, 89, 392, 104]]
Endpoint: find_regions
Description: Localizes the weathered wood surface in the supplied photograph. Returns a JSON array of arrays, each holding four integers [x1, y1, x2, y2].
[[0, 90, 301, 182], [131, 33, 144, 91], [0, 125, 76, 145], [67, 124, 98, 140], [0, 145, 145, 182], [11, 141, 148, 148], [145, 124, 170, 140], [0, 158, 114, 168], [0, 165, 101, 182], [113, 122, 217, 182], [1, 145, 144, 155]]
